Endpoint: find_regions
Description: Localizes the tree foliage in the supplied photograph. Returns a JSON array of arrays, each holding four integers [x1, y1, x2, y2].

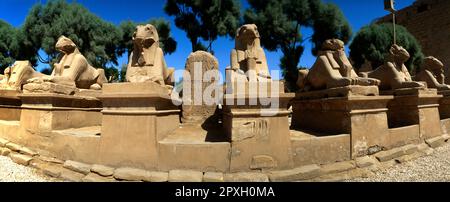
[[0, 20, 16, 71], [118, 18, 177, 57], [349, 23, 424, 73], [22, 0, 122, 69], [244, 0, 352, 92], [164, 0, 241, 52]]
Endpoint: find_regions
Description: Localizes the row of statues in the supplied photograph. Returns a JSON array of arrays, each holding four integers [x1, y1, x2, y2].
[[297, 38, 450, 93], [1, 23, 449, 95]]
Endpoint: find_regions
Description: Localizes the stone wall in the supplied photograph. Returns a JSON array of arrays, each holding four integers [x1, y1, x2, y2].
[[377, 0, 450, 70]]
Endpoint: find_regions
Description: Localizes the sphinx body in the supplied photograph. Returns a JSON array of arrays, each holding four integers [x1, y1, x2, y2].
[[27, 36, 107, 90], [297, 39, 380, 91], [230, 24, 271, 82], [361, 44, 425, 91], [126, 24, 174, 86], [414, 56, 450, 91], [0, 61, 45, 91]]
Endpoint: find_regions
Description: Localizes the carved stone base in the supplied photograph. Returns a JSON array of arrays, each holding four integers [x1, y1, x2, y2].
[[295, 85, 379, 100], [97, 82, 180, 170], [383, 88, 443, 140], [18, 93, 102, 133], [0, 90, 22, 121], [438, 90, 450, 119], [291, 95, 393, 157], [223, 93, 294, 172], [23, 82, 77, 95]]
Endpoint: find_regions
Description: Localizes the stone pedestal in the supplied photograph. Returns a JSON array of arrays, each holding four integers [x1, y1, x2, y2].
[[291, 86, 393, 157], [383, 88, 443, 140], [438, 90, 450, 119], [223, 91, 294, 172], [0, 90, 22, 121], [19, 92, 102, 133], [97, 82, 180, 170]]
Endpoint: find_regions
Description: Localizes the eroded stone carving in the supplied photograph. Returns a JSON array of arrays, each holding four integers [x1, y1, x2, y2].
[[0, 61, 44, 91], [126, 24, 174, 86], [415, 56, 450, 90], [297, 39, 380, 91], [27, 36, 107, 90], [230, 24, 271, 82], [361, 44, 425, 90]]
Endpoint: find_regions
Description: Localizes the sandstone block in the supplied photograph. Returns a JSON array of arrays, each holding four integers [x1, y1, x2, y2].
[[91, 164, 115, 177], [401, 144, 418, 155], [250, 155, 277, 170], [224, 172, 269, 182], [113, 167, 148, 181], [5, 142, 21, 152], [203, 172, 224, 182], [268, 164, 321, 182], [168, 170, 203, 182], [19, 146, 38, 156], [83, 173, 116, 182], [63, 160, 91, 174], [143, 171, 169, 182], [10, 153, 33, 166], [61, 169, 85, 182], [0, 148, 11, 156], [355, 156, 378, 168], [0, 138, 9, 147], [42, 165, 63, 178], [425, 136, 445, 148], [321, 161, 356, 174], [374, 148, 404, 162]]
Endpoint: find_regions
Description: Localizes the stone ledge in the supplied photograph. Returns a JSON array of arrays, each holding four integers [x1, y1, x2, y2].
[[268, 164, 321, 182]]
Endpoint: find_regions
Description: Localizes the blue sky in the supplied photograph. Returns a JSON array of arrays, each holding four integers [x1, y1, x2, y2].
[[0, 0, 415, 75]]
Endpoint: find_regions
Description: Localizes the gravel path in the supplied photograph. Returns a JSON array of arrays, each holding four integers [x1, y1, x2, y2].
[[350, 143, 450, 182], [0, 156, 57, 182]]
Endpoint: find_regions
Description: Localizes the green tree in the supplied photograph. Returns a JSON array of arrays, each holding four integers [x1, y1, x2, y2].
[[164, 0, 241, 52], [349, 23, 424, 73], [245, 0, 352, 92], [22, 0, 122, 69], [0, 20, 16, 71], [118, 18, 177, 57]]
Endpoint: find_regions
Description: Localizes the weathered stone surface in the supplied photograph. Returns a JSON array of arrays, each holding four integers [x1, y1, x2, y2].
[[182, 51, 219, 124], [42, 165, 63, 178], [19, 146, 38, 156], [82, 173, 116, 182], [63, 160, 91, 174], [297, 39, 380, 92], [0, 148, 11, 156], [91, 164, 115, 177], [401, 144, 419, 155], [425, 136, 446, 148], [374, 148, 405, 162], [321, 161, 356, 174], [60, 169, 85, 182], [5, 142, 21, 152], [0, 61, 45, 91], [10, 153, 33, 166], [113, 167, 148, 181], [23, 82, 77, 95], [168, 170, 203, 182], [250, 155, 277, 170], [39, 156, 64, 164], [203, 172, 224, 182], [268, 164, 321, 182], [355, 156, 378, 168], [0, 138, 9, 147], [143, 171, 169, 182], [224, 172, 269, 182]]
